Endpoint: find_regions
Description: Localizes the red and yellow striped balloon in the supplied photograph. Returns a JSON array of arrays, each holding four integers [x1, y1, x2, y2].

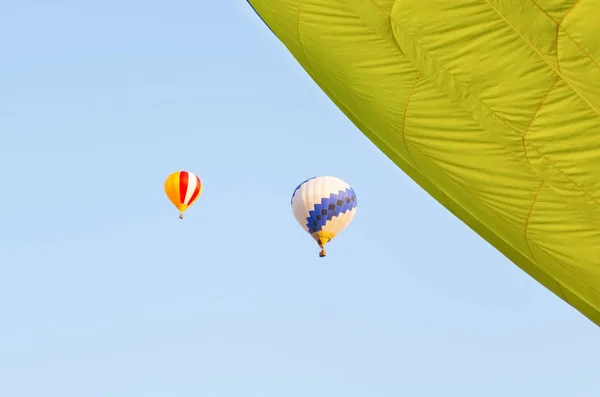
[[164, 170, 203, 219]]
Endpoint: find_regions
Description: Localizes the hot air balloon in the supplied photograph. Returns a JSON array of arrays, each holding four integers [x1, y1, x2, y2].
[[248, 1, 600, 325], [291, 176, 357, 258], [164, 170, 202, 219]]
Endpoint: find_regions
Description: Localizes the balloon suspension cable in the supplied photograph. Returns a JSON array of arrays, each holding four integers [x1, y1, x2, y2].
[[179, 213, 183, 219]]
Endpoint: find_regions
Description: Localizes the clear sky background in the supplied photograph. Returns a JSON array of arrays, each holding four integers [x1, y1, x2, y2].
[[1, 1, 598, 396]]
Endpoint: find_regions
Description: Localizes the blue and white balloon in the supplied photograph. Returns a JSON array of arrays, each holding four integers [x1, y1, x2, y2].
[[291, 176, 357, 257]]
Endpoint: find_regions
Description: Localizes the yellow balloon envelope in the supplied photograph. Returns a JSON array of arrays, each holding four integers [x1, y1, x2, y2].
[[247, 0, 600, 325], [164, 170, 203, 219]]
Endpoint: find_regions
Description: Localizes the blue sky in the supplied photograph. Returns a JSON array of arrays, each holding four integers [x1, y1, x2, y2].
[[1, 1, 597, 396]]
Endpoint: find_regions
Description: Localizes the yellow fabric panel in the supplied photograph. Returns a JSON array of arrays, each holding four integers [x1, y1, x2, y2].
[[164, 171, 184, 211], [248, 0, 600, 325]]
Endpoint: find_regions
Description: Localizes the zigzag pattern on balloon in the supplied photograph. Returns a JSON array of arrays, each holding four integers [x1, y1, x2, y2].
[[305, 188, 357, 234]]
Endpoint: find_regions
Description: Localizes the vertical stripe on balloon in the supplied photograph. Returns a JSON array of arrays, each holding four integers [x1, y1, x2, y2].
[[187, 176, 202, 205], [183, 173, 198, 204], [179, 171, 189, 204]]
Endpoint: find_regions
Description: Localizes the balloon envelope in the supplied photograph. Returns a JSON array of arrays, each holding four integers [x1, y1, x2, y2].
[[248, 0, 600, 325], [164, 170, 202, 218]]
